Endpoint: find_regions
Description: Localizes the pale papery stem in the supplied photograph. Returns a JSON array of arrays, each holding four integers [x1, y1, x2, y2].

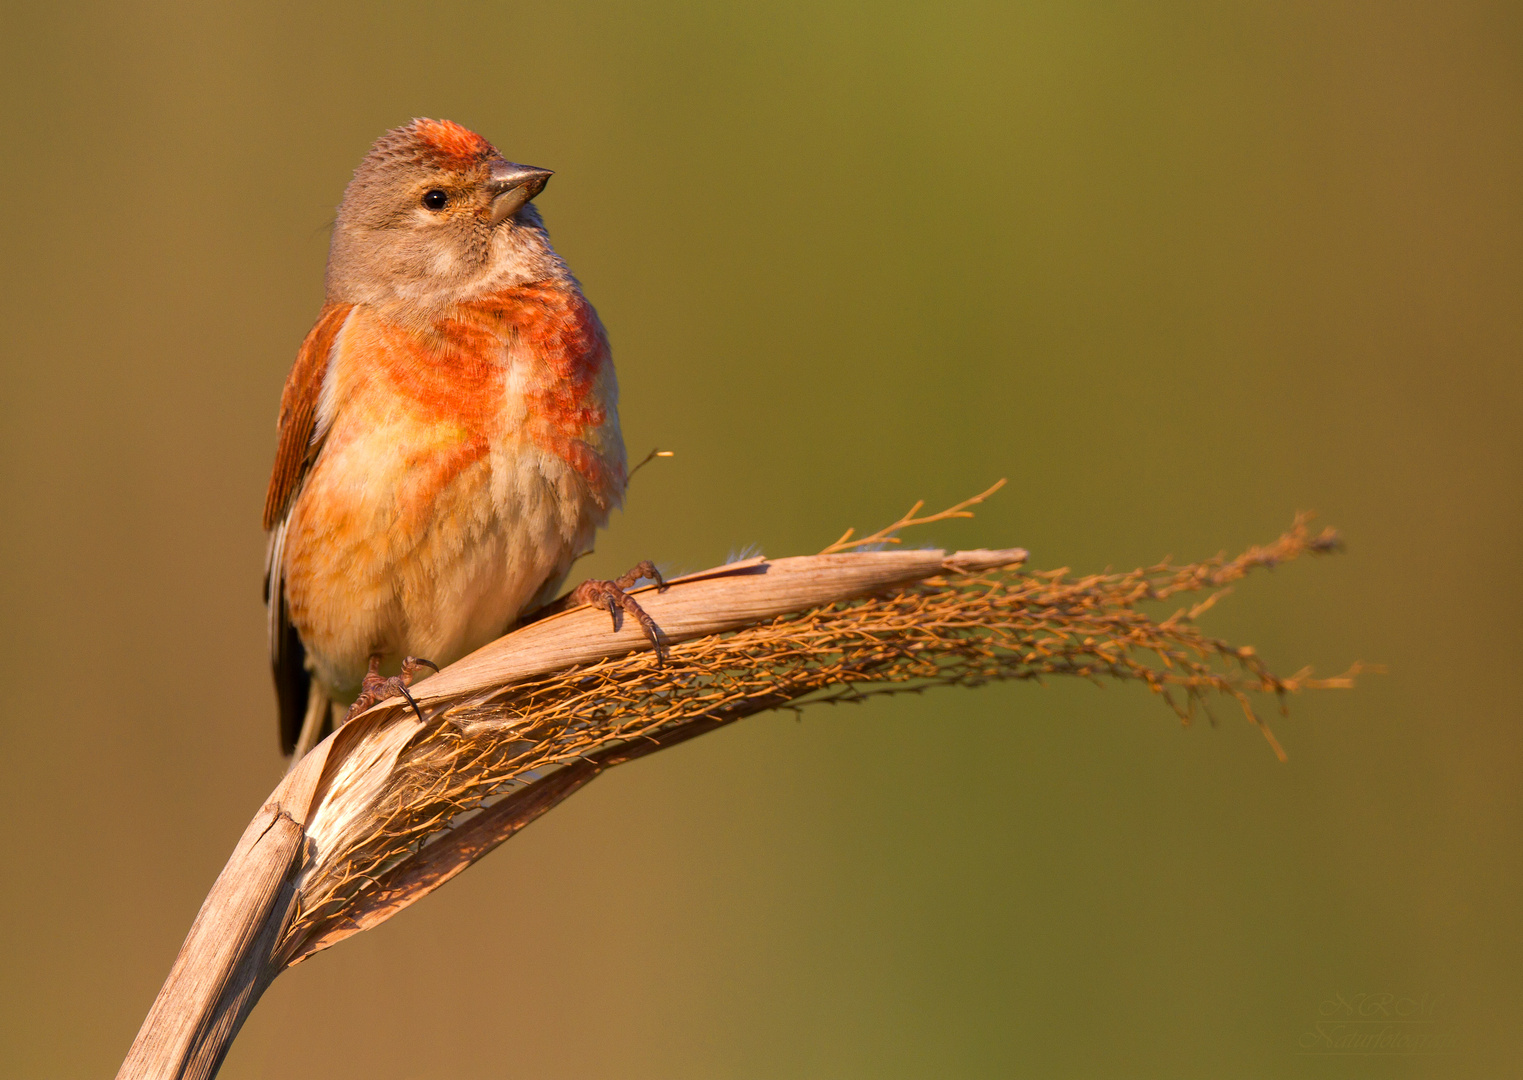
[[117, 511, 1357, 1080]]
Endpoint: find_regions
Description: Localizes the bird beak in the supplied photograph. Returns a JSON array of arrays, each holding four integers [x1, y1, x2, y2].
[[488, 160, 554, 225]]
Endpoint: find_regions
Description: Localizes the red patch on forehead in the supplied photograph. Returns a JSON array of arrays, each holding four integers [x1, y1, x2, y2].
[[407, 118, 495, 169]]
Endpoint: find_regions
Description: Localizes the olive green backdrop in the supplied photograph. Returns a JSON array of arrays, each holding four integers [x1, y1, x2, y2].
[[1, 2, 1518, 1077]]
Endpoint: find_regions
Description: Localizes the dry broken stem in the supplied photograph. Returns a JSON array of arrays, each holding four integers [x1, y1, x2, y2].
[[119, 493, 1360, 1080]]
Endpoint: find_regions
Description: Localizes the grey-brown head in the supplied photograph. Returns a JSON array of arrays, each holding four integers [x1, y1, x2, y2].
[[325, 118, 561, 319]]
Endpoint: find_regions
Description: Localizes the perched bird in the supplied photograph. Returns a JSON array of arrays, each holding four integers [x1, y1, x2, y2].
[[264, 118, 661, 758]]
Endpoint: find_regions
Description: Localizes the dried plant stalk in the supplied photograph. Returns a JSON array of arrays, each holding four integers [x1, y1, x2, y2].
[[119, 508, 1357, 1080]]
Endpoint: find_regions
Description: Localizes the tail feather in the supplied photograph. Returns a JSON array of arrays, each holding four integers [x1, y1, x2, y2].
[[275, 616, 312, 755]]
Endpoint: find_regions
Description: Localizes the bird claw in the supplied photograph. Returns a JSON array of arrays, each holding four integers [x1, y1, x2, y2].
[[344, 654, 439, 725], [572, 560, 670, 664]]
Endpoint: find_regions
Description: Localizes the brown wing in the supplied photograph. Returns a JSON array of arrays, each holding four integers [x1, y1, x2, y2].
[[264, 302, 353, 752], [263, 302, 354, 529]]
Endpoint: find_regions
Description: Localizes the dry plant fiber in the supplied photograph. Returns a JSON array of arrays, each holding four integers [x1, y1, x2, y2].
[[119, 496, 1360, 1080]]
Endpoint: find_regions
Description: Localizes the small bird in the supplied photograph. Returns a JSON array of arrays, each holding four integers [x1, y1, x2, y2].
[[264, 118, 661, 758]]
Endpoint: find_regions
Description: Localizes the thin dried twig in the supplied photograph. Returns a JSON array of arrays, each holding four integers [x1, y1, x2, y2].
[[626, 446, 674, 481], [820, 478, 1008, 553]]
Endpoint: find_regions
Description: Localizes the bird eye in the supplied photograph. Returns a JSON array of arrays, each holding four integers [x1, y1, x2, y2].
[[422, 189, 448, 211]]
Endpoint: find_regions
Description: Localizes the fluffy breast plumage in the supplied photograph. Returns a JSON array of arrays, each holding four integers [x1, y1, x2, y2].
[[279, 284, 625, 695]]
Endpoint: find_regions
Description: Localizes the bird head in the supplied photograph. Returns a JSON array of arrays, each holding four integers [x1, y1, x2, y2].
[[325, 118, 558, 317]]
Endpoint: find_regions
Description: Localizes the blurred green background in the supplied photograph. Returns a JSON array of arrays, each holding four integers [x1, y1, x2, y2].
[[2, 2, 1519, 1076]]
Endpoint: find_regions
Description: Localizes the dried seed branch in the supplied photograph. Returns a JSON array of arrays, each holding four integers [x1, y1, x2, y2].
[[820, 478, 1008, 553], [119, 506, 1358, 1080]]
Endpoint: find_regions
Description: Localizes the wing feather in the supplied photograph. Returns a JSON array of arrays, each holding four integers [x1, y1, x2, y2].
[[264, 302, 353, 753], [262, 302, 353, 529]]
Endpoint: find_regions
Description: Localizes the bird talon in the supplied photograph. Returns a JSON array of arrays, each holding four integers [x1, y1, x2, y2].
[[396, 682, 426, 725], [401, 655, 440, 680], [572, 561, 669, 663], [343, 653, 438, 725]]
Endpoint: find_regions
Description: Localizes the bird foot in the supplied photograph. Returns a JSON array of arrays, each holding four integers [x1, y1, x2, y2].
[[572, 559, 670, 664], [344, 654, 439, 725]]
